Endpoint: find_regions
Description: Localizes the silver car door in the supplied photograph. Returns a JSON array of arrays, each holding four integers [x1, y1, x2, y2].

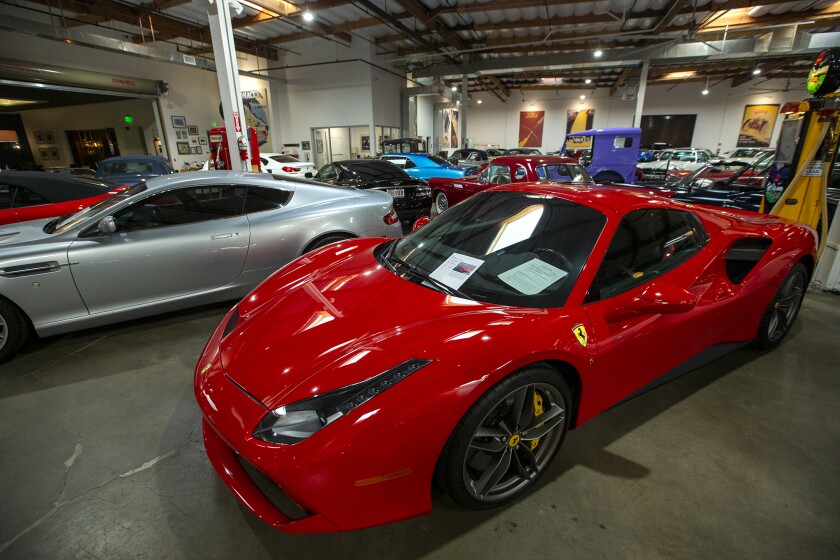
[[67, 184, 250, 314]]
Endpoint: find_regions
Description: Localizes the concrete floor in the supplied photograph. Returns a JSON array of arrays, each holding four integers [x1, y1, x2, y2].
[[1, 292, 838, 560]]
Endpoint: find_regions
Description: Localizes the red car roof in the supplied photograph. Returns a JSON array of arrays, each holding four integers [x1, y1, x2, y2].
[[490, 155, 579, 166]]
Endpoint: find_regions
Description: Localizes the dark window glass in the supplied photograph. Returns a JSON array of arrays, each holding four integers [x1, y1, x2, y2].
[[0, 185, 13, 210], [316, 165, 340, 180], [113, 185, 245, 231], [426, 155, 448, 165], [14, 187, 49, 207], [586, 209, 707, 302], [269, 155, 301, 164], [535, 164, 592, 183], [343, 161, 410, 181], [246, 187, 292, 213]]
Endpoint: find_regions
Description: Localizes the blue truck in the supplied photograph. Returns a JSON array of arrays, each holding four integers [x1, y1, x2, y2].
[[561, 127, 642, 183]]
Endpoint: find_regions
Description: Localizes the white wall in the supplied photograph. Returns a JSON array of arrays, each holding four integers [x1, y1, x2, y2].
[[466, 78, 806, 153], [416, 95, 436, 145]]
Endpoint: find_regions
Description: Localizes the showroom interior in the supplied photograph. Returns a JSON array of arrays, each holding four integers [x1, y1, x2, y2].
[[0, 0, 839, 558]]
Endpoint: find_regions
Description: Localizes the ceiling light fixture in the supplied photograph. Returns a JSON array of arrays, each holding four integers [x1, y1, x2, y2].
[[580, 95, 586, 100], [451, 86, 457, 92], [302, 8, 314, 22], [585, 78, 592, 84], [593, 50, 603, 58], [753, 68, 761, 75], [477, 99, 482, 104], [701, 77, 710, 95]]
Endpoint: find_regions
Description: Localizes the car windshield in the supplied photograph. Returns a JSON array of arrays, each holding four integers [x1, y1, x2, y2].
[[535, 164, 593, 183], [345, 161, 410, 181], [385, 191, 606, 308], [51, 182, 148, 234], [427, 155, 449, 165], [100, 161, 155, 175]]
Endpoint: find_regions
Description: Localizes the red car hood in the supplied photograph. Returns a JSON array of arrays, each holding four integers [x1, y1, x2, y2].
[[221, 238, 542, 410]]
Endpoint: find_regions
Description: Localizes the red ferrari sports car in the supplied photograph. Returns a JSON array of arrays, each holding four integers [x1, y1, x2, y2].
[[427, 155, 591, 213], [195, 184, 815, 533], [0, 171, 127, 226]]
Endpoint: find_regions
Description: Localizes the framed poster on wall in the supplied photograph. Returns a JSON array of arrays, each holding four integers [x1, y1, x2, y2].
[[519, 111, 545, 147], [737, 104, 779, 147], [566, 110, 594, 135]]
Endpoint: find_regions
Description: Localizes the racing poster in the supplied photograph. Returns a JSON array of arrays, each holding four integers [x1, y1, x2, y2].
[[242, 89, 271, 150], [442, 108, 459, 149], [566, 109, 594, 135], [737, 104, 779, 147], [519, 111, 544, 147]]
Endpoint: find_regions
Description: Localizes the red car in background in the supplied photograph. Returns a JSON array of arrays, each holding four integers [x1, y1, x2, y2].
[[427, 155, 591, 213], [0, 172, 127, 226]]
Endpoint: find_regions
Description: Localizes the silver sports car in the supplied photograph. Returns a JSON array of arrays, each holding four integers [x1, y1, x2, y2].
[[0, 171, 402, 362]]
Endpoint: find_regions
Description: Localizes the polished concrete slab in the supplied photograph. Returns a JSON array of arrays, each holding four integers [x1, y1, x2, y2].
[[1, 293, 838, 559]]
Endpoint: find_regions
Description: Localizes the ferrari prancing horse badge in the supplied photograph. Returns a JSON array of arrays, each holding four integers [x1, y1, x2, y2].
[[572, 324, 588, 347]]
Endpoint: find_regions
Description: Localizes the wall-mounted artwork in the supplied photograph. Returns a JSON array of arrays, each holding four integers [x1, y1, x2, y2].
[[39, 147, 50, 160], [361, 135, 370, 151], [316, 139, 323, 153], [737, 104, 779, 147], [566, 109, 594, 135], [176, 142, 191, 155], [171, 115, 187, 128], [301, 140, 311, 151], [442, 108, 459, 148], [44, 131, 55, 144], [34, 131, 46, 144], [188, 125, 199, 136], [519, 111, 545, 147], [49, 147, 60, 160], [242, 89, 271, 150], [199, 137, 208, 145]]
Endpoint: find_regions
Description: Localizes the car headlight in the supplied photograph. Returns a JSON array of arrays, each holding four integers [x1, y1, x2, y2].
[[253, 358, 432, 445]]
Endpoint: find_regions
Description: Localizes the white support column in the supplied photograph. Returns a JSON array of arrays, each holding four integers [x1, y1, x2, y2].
[[461, 74, 468, 149], [633, 59, 649, 128], [204, 0, 250, 171]]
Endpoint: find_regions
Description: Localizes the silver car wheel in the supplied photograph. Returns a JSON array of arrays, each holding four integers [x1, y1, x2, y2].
[[435, 192, 449, 214], [0, 313, 7, 351]]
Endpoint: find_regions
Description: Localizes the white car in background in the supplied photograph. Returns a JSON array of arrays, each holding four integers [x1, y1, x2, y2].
[[719, 147, 776, 163], [637, 147, 714, 181], [259, 153, 316, 178]]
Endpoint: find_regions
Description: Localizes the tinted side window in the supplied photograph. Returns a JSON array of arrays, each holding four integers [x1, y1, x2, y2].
[[113, 185, 245, 231], [14, 187, 49, 207], [587, 209, 707, 302], [0, 185, 13, 210], [403, 158, 416, 169], [246, 187, 292, 213], [317, 165, 340, 180], [489, 164, 511, 184]]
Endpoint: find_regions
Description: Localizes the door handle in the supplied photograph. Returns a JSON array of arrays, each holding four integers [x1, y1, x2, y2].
[[210, 233, 234, 240]]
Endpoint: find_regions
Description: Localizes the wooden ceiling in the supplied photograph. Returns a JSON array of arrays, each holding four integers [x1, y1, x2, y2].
[[5, 0, 838, 99]]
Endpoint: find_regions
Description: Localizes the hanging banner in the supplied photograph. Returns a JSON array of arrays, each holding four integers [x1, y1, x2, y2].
[[442, 108, 459, 149], [566, 109, 594, 135], [242, 89, 271, 150], [519, 111, 545, 147], [737, 104, 779, 147]]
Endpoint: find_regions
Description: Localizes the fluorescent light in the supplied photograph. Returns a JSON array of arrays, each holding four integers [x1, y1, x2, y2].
[[661, 71, 695, 80]]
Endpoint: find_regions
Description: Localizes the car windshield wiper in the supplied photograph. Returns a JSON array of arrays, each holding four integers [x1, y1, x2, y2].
[[384, 244, 473, 300]]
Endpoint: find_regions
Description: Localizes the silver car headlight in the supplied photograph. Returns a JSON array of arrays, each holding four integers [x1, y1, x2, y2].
[[253, 358, 432, 445]]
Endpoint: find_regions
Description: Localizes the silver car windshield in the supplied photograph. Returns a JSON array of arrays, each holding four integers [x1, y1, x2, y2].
[[52, 182, 148, 234]]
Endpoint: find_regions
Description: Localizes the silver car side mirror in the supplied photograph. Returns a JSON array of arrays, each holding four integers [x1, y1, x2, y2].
[[98, 216, 117, 234]]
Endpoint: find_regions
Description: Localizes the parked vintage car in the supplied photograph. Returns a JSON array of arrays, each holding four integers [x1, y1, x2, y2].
[[428, 155, 591, 213], [314, 159, 432, 227], [379, 152, 478, 179], [0, 171, 401, 362], [448, 148, 491, 167], [562, 127, 641, 183], [196, 184, 815, 533], [637, 148, 714, 181], [0, 171, 128, 226], [95, 155, 176, 184], [259, 153, 316, 178]]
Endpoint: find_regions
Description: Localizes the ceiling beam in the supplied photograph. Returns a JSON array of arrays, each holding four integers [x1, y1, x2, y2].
[[395, 0, 464, 51], [610, 67, 633, 97]]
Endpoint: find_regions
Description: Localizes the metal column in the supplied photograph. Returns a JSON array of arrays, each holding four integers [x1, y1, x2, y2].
[[633, 59, 649, 127], [203, 0, 250, 170], [461, 74, 468, 149]]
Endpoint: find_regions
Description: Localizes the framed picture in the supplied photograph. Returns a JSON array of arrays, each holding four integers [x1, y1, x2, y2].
[[301, 140, 311, 151], [361, 135, 370, 150], [198, 137, 208, 145], [49, 147, 60, 160], [44, 131, 55, 144], [188, 125, 199, 136], [316, 139, 323, 153], [176, 142, 191, 155], [171, 115, 187, 128], [34, 131, 46, 144], [195, 146, 202, 154], [39, 147, 50, 160]]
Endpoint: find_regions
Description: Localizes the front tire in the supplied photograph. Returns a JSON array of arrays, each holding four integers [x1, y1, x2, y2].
[[302, 234, 351, 255], [437, 364, 572, 510], [755, 262, 807, 349], [434, 191, 449, 214], [0, 298, 29, 363]]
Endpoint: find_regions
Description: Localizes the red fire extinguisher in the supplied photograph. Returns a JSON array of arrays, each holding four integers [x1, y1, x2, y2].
[[237, 135, 249, 161]]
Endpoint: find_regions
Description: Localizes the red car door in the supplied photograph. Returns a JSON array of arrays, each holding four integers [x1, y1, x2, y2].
[[579, 207, 718, 416]]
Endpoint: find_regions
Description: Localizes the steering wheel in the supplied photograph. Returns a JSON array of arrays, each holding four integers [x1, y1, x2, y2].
[[534, 248, 573, 270]]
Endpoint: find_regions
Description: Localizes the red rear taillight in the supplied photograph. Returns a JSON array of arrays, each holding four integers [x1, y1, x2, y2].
[[282, 166, 301, 173], [384, 208, 399, 225]]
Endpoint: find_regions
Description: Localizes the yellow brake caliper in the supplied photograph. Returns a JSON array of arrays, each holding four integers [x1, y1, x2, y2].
[[530, 391, 544, 451]]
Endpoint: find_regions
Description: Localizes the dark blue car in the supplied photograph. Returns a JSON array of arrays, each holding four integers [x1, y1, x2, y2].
[[96, 156, 176, 185]]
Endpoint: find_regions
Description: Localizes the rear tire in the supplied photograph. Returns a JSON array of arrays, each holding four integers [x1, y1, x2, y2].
[[0, 298, 29, 363], [302, 234, 351, 255], [755, 263, 807, 349]]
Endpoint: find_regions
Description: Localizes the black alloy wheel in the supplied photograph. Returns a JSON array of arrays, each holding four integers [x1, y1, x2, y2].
[[438, 365, 571, 509], [756, 262, 807, 349]]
